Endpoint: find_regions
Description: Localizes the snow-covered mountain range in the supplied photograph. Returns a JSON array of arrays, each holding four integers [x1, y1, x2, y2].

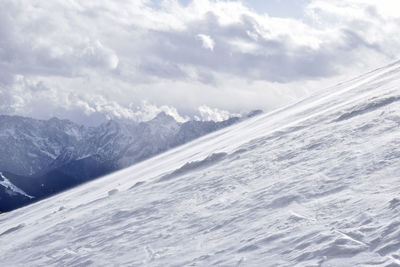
[[0, 61, 399, 266], [0, 111, 261, 212]]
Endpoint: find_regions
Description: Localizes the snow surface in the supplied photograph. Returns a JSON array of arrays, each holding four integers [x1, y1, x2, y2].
[[0, 61, 400, 266]]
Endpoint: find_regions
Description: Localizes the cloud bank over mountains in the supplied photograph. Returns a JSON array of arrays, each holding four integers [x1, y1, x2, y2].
[[1, 0, 400, 124]]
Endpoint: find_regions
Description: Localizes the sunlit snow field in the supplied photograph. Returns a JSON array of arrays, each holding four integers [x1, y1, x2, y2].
[[0, 61, 400, 266]]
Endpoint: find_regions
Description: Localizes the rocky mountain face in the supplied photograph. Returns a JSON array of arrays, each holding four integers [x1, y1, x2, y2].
[[0, 115, 86, 176], [0, 111, 260, 212]]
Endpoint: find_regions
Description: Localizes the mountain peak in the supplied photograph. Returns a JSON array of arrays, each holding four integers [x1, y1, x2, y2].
[[151, 112, 176, 123]]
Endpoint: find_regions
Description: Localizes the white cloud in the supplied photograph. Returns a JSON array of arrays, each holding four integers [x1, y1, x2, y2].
[[196, 34, 215, 51], [80, 40, 119, 70], [197, 105, 239, 122], [1, 0, 400, 124], [130, 101, 189, 122]]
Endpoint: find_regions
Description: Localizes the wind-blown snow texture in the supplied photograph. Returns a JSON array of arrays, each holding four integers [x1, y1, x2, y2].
[[0, 61, 400, 266]]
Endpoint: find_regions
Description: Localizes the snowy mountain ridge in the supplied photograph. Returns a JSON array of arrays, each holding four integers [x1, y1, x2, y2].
[[0, 115, 86, 176], [0, 113, 247, 177], [0, 61, 399, 266], [0, 172, 33, 199]]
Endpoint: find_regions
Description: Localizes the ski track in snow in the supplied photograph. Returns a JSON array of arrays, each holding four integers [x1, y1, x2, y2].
[[0, 62, 400, 266]]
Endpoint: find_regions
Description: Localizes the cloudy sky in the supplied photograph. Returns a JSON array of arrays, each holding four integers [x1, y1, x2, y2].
[[1, 0, 400, 125]]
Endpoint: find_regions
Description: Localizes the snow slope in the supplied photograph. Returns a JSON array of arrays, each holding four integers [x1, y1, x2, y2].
[[0, 61, 400, 266]]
